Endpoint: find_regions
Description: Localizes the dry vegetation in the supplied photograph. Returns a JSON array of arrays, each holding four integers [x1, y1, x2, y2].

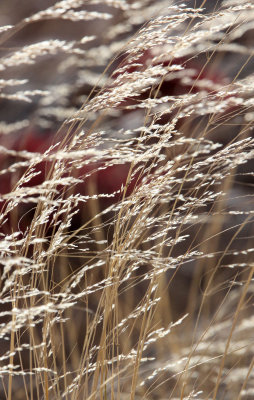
[[0, 0, 254, 399]]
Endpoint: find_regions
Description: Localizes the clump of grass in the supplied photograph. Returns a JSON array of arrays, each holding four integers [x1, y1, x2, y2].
[[0, 1, 254, 399]]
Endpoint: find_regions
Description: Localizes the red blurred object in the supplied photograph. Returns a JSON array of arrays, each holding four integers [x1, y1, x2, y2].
[[0, 127, 136, 231], [0, 48, 231, 232]]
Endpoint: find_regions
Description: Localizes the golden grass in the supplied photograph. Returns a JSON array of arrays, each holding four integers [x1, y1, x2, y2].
[[0, 1, 254, 399]]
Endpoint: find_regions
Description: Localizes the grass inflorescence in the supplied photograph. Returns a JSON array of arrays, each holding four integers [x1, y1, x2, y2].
[[0, 1, 254, 399]]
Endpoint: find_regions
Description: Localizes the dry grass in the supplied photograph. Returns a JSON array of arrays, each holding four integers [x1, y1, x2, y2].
[[0, 1, 254, 399]]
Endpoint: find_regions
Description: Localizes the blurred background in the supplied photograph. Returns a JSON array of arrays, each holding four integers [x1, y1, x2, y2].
[[1, 0, 254, 334], [1, 1, 254, 399]]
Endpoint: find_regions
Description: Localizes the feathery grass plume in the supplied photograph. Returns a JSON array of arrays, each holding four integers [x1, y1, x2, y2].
[[0, 0, 254, 399]]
